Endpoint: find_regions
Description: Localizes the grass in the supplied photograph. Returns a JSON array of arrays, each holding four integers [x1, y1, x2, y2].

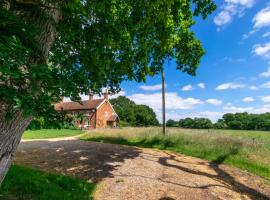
[[81, 127, 270, 180], [0, 165, 95, 200], [22, 129, 84, 139]]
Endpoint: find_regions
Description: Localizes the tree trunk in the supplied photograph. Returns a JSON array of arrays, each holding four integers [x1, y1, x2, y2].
[[0, 109, 32, 185], [0, 2, 60, 186]]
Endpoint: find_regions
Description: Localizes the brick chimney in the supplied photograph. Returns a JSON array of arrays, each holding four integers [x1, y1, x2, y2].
[[103, 89, 109, 100], [89, 93, 94, 101]]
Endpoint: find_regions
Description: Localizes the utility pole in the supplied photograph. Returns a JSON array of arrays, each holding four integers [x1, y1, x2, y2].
[[161, 66, 166, 135]]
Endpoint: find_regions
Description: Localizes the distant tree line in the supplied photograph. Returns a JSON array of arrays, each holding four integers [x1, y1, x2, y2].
[[166, 112, 270, 131], [110, 96, 159, 126]]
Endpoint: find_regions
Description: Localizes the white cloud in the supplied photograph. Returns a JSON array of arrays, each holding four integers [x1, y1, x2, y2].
[[242, 6, 270, 40], [263, 32, 270, 37], [128, 92, 204, 121], [181, 84, 194, 91], [223, 106, 254, 113], [139, 84, 164, 91], [110, 91, 126, 99], [242, 97, 254, 102], [214, 10, 233, 26], [260, 81, 270, 88], [253, 6, 270, 29], [197, 83, 205, 89], [214, 0, 255, 28], [222, 57, 246, 62], [206, 99, 222, 106], [249, 85, 259, 90], [216, 82, 245, 90], [242, 30, 257, 40], [64, 90, 125, 102], [259, 67, 270, 77], [252, 43, 270, 59], [261, 95, 270, 102]]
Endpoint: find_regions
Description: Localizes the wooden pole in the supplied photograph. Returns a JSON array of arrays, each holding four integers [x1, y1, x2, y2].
[[161, 67, 166, 135]]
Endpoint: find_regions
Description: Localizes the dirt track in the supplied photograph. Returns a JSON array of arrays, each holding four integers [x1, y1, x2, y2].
[[14, 138, 270, 200]]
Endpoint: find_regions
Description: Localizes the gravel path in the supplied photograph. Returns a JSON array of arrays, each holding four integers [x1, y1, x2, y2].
[[14, 139, 270, 200]]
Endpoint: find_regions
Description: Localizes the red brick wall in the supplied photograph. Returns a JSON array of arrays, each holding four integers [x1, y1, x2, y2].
[[96, 100, 115, 128]]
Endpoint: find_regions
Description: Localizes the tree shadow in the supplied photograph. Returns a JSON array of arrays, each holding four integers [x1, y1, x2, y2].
[[14, 139, 270, 199], [159, 197, 175, 200], [14, 139, 141, 183], [158, 148, 270, 200]]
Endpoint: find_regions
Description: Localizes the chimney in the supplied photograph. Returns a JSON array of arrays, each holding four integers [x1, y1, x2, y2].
[[61, 96, 64, 102], [89, 93, 94, 101], [103, 89, 109, 100]]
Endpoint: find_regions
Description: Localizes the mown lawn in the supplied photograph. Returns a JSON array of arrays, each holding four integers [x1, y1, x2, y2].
[[22, 129, 84, 139], [81, 127, 270, 181], [0, 165, 95, 200]]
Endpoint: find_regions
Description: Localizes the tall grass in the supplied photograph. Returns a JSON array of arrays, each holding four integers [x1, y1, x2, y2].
[[81, 127, 270, 180]]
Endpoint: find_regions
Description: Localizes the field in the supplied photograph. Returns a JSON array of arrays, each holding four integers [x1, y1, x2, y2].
[[0, 165, 95, 200], [81, 127, 270, 180], [22, 129, 84, 139]]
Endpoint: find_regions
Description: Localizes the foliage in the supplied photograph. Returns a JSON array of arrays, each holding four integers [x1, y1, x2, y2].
[[28, 116, 75, 130], [167, 112, 270, 130], [81, 127, 270, 180], [0, 0, 216, 121], [22, 129, 83, 139], [166, 119, 178, 127], [110, 96, 159, 126], [222, 112, 270, 131], [0, 165, 95, 200], [171, 117, 213, 129]]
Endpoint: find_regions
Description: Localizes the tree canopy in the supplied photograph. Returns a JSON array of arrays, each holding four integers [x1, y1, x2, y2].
[[0, 0, 216, 119], [166, 112, 270, 131], [110, 96, 159, 126]]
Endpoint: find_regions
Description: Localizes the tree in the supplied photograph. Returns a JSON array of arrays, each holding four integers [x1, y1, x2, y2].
[[110, 96, 159, 126], [166, 119, 178, 127], [213, 119, 226, 129], [193, 117, 213, 129], [0, 0, 216, 184]]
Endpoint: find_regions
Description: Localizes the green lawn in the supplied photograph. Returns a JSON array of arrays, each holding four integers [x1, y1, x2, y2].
[[81, 127, 270, 181], [0, 165, 95, 200], [22, 129, 84, 139]]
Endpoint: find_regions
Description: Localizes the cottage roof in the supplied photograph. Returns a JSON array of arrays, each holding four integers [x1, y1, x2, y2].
[[54, 99, 104, 111]]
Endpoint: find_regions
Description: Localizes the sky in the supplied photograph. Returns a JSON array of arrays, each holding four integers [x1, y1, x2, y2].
[[74, 0, 270, 122]]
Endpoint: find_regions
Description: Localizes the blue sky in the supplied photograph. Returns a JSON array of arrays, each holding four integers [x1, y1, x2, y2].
[[74, 0, 270, 122], [115, 0, 270, 122]]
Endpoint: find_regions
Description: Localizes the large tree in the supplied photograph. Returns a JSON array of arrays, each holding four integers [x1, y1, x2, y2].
[[111, 96, 159, 126], [0, 0, 216, 184]]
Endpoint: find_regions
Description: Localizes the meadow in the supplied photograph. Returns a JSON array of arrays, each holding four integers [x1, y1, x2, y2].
[[81, 127, 270, 180]]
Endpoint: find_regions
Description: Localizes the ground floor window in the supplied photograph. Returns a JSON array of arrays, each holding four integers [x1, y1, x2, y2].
[[86, 119, 90, 126]]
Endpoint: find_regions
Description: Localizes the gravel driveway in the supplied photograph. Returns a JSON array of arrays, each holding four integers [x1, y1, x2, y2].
[[14, 138, 270, 200]]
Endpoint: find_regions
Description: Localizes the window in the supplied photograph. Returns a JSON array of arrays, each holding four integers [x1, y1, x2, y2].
[[86, 111, 90, 116], [86, 119, 90, 126]]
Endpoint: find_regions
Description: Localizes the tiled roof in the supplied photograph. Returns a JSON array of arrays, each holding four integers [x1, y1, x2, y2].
[[54, 99, 104, 111]]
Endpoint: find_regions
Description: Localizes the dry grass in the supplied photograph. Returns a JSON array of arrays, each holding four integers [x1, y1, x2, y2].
[[81, 127, 270, 180]]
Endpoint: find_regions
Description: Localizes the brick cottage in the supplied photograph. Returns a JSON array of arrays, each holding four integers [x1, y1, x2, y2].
[[54, 90, 119, 129]]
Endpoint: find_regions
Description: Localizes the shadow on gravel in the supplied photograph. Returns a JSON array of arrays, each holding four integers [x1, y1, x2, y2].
[[14, 140, 141, 183], [158, 149, 270, 200]]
